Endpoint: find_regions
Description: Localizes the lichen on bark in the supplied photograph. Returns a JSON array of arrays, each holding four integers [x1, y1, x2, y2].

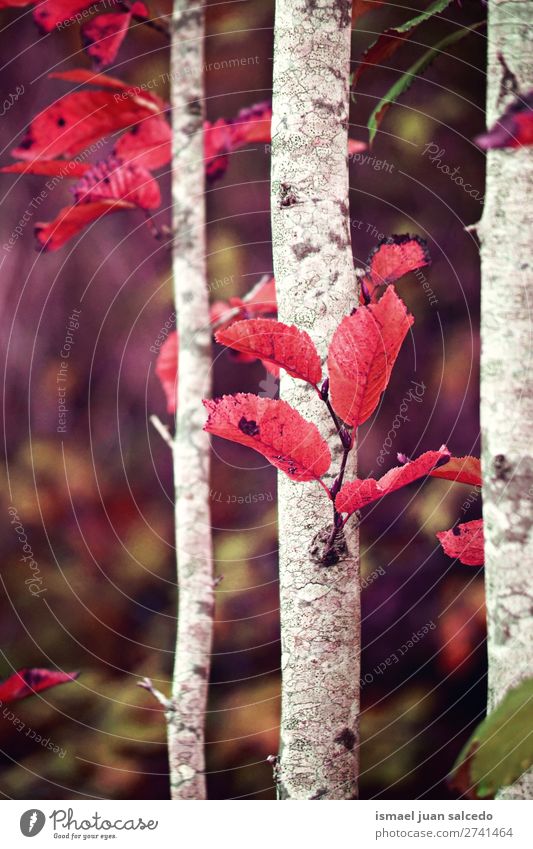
[[271, 0, 360, 800], [481, 0, 533, 799], [167, 0, 214, 800]]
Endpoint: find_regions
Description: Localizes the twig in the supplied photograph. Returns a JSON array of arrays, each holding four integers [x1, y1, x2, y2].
[[138, 677, 171, 710], [210, 274, 273, 331], [150, 414, 174, 449]]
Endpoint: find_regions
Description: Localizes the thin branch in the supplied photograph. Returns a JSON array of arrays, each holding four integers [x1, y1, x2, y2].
[[210, 274, 273, 331], [138, 677, 171, 710], [149, 414, 174, 449]]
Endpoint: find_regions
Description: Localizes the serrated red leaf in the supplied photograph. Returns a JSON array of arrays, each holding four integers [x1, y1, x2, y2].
[[216, 319, 321, 385], [155, 331, 178, 414], [437, 519, 484, 566], [476, 90, 533, 150], [430, 455, 482, 487], [113, 115, 171, 170], [0, 160, 90, 177], [336, 445, 451, 514], [0, 668, 79, 703], [81, 12, 133, 71], [35, 199, 135, 251], [328, 285, 413, 427], [12, 86, 162, 162], [73, 157, 161, 209], [361, 234, 431, 303], [204, 393, 331, 482]]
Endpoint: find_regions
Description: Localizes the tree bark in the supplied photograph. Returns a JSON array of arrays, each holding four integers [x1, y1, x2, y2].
[[480, 0, 533, 799], [270, 0, 360, 800], [168, 0, 213, 800]]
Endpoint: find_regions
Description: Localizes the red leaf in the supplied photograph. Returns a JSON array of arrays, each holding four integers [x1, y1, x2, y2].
[[476, 90, 533, 150], [352, 0, 384, 23], [0, 0, 32, 7], [430, 455, 482, 487], [48, 68, 131, 90], [437, 519, 484, 566], [216, 319, 322, 385], [203, 393, 331, 482], [81, 12, 133, 71], [1, 160, 90, 177], [361, 234, 431, 303], [353, 29, 412, 88], [210, 278, 277, 333], [13, 84, 163, 161], [328, 285, 414, 427], [235, 276, 277, 317], [204, 118, 233, 181], [229, 101, 272, 148], [113, 115, 171, 170], [205, 103, 271, 181], [155, 331, 178, 414], [33, 0, 94, 31], [336, 445, 450, 514], [203, 102, 366, 182], [73, 157, 161, 209], [209, 300, 235, 328], [0, 668, 79, 703], [348, 138, 367, 155], [35, 199, 135, 251]]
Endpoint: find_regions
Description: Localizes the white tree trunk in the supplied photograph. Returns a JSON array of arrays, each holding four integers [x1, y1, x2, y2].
[[271, 0, 360, 800], [480, 0, 533, 800], [168, 0, 213, 800]]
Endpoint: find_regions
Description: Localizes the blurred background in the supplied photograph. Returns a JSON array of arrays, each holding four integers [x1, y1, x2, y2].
[[0, 0, 486, 799]]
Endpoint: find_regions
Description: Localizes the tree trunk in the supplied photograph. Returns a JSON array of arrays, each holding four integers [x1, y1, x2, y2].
[[480, 0, 533, 799], [270, 0, 360, 800], [168, 0, 213, 800]]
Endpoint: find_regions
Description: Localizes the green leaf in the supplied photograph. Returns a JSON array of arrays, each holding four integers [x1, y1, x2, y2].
[[353, 0, 454, 88], [367, 22, 485, 145], [449, 678, 533, 799], [389, 0, 454, 35]]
